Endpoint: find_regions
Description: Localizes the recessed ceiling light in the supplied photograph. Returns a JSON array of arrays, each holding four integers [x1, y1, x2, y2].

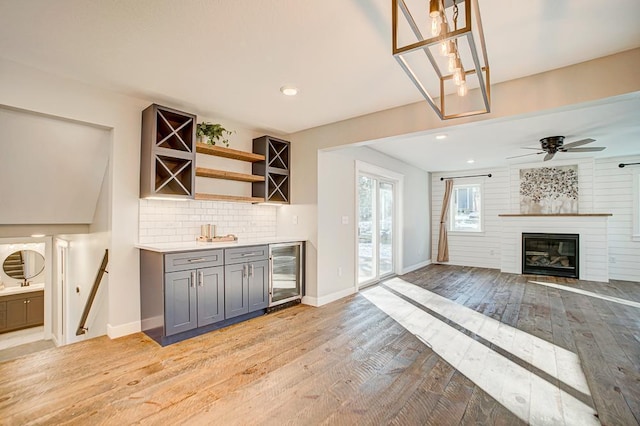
[[467, 159, 475, 164], [280, 86, 298, 96], [435, 134, 447, 140]]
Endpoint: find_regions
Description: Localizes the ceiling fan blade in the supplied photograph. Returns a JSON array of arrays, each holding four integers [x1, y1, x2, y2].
[[563, 147, 606, 152], [543, 152, 555, 161], [521, 147, 545, 150], [562, 138, 595, 149], [506, 152, 544, 159]]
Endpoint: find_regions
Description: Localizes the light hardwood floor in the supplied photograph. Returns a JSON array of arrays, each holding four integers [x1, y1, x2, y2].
[[1, 265, 638, 425]]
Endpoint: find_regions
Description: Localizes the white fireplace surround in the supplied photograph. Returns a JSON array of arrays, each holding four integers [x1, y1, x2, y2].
[[499, 214, 611, 283]]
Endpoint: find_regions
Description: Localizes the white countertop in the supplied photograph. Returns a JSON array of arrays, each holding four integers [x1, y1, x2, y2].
[[0, 282, 45, 297], [135, 237, 305, 253]]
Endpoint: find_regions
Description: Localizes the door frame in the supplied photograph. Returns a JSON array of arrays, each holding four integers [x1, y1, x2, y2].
[[354, 161, 404, 292]]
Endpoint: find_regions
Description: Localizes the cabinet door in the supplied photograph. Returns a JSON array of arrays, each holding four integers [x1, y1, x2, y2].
[[0, 301, 6, 331], [197, 266, 224, 327], [224, 263, 249, 319], [26, 294, 44, 326], [248, 260, 269, 312], [164, 270, 197, 336], [6, 298, 27, 330]]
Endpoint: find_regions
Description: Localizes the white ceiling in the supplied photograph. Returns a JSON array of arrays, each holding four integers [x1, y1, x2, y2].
[[0, 0, 639, 171]]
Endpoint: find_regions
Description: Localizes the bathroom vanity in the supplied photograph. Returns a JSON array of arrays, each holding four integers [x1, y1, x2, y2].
[[138, 239, 303, 346], [0, 248, 46, 334], [0, 287, 44, 334]]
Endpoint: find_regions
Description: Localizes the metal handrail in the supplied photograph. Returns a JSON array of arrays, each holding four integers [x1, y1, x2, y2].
[[76, 249, 108, 336]]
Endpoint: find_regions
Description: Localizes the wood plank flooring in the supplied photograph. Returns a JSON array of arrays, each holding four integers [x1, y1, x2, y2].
[[1, 265, 639, 425]]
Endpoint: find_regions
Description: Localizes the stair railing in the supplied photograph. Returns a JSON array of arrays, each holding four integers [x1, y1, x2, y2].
[[76, 249, 108, 336]]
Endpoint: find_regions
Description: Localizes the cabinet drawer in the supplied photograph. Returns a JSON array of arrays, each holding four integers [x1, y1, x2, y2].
[[224, 245, 269, 264], [164, 249, 223, 273]]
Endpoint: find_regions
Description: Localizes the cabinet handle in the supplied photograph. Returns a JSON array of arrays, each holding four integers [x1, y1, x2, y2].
[[241, 252, 261, 257], [187, 257, 208, 263], [243, 264, 248, 278], [24, 300, 27, 304], [191, 271, 196, 288], [199, 271, 204, 287], [249, 263, 254, 277]]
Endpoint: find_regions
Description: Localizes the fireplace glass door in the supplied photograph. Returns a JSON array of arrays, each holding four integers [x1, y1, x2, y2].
[[522, 233, 579, 278]]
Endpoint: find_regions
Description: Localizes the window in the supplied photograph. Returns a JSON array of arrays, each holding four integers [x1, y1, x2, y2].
[[449, 183, 483, 232]]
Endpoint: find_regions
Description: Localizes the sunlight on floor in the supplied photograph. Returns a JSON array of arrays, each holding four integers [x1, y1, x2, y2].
[[363, 279, 600, 426], [529, 280, 640, 309]]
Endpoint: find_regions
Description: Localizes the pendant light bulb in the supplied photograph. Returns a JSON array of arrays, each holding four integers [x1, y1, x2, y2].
[[431, 15, 441, 36], [457, 81, 468, 97], [448, 56, 456, 73], [440, 41, 448, 56], [429, 0, 441, 17], [453, 57, 463, 85], [429, 0, 442, 36]]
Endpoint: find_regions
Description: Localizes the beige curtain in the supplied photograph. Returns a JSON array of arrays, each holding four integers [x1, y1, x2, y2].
[[437, 179, 454, 262]]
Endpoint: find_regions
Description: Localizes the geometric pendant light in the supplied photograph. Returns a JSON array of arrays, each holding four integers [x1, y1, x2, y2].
[[392, 0, 491, 119]]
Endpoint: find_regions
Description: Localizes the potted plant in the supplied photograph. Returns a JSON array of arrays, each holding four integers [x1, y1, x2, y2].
[[196, 122, 233, 147]]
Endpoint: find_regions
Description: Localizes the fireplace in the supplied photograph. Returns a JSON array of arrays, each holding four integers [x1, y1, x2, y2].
[[522, 233, 579, 278]]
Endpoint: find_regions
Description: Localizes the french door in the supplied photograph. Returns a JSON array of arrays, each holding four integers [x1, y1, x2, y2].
[[358, 173, 395, 286]]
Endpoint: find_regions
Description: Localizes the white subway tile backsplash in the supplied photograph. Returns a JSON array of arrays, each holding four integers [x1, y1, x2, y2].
[[138, 199, 278, 244]]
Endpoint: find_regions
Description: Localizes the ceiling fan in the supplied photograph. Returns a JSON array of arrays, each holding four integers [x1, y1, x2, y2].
[[507, 136, 606, 161]]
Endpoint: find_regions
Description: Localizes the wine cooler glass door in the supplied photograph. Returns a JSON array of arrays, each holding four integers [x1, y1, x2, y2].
[[270, 243, 303, 306]]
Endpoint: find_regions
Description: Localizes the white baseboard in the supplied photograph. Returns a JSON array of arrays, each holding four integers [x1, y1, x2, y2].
[[107, 320, 141, 339], [51, 333, 61, 347], [302, 287, 355, 307], [401, 260, 432, 275]]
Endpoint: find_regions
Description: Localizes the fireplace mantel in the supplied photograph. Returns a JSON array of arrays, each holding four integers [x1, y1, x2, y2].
[[498, 213, 612, 217]]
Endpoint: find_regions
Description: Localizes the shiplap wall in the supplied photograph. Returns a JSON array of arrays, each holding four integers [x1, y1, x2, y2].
[[508, 158, 595, 213], [594, 155, 640, 281], [431, 167, 508, 269], [499, 216, 609, 282], [431, 156, 640, 282]]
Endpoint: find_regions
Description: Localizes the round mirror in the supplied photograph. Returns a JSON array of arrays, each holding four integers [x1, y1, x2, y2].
[[3, 250, 45, 280]]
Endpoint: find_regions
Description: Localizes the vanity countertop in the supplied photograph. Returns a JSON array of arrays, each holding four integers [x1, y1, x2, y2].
[[0, 282, 45, 297], [135, 237, 305, 253]]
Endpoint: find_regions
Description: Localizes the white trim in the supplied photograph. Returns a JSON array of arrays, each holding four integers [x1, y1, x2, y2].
[[354, 160, 404, 292], [449, 180, 484, 233], [401, 259, 432, 275], [50, 333, 60, 347], [107, 320, 141, 339], [633, 170, 640, 238], [302, 287, 355, 307]]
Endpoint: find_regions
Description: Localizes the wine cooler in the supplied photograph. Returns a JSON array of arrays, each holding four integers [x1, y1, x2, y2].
[[269, 242, 304, 308]]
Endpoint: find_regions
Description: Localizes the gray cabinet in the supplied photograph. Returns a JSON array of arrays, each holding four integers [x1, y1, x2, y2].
[[140, 249, 225, 343], [140, 104, 196, 199], [164, 266, 224, 336], [140, 245, 270, 346], [252, 136, 290, 204], [0, 291, 44, 334], [224, 246, 269, 319]]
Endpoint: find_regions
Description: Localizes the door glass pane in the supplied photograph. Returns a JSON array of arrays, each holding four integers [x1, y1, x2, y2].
[[271, 244, 301, 302], [379, 181, 394, 276], [358, 175, 376, 284]]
